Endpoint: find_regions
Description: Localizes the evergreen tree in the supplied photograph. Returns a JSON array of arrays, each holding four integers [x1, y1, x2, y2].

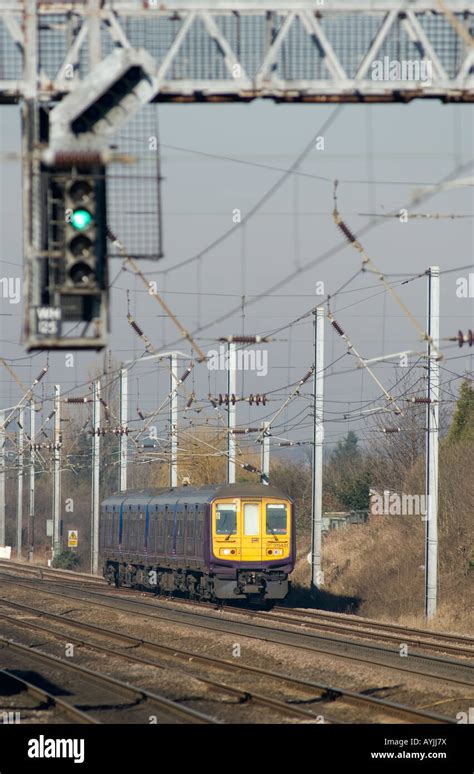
[[448, 379, 474, 443], [332, 430, 360, 462], [327, 431, 370, 511]]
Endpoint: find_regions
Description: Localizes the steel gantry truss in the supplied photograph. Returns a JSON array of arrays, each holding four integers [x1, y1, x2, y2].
[[0, 1, 473, 104]]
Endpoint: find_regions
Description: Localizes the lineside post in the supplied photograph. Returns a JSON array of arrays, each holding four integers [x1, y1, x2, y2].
[[28, 400, 35, 561], [91, 380, 100, 574], [52, 385, 61, 559], [119, 367, 128, 492], [425, 266, 440, 619], [311, 308, 325, 595], [16, 408, 24, 558]]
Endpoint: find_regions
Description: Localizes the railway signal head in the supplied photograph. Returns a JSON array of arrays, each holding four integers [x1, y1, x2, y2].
[[64, 166, 107, 290]]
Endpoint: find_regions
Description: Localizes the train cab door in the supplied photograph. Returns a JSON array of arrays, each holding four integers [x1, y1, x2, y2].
[[240, 501, 263, 563]]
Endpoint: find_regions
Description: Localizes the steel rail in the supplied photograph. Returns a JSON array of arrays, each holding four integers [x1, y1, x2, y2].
[[0, 635, 219, 724], [0, 668, 100, 724], [0, 598, 456, 725], [1, 574, 472, 689]]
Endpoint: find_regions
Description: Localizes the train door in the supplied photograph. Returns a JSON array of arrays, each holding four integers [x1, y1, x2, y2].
[[240, 501, 263, 562]]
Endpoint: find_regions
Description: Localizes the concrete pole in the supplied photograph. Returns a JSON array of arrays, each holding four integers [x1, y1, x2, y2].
[[311, 308, 325, 594], [119, 367, 128, 492], [0, 412, 5, 547], [261, 421, 270, 484], [425, 266, 440, 619], [170, 355, 178, 488], [52, 385, 61, 558], [227, 342, 236, 484], [28, 401, 35, 561], [16, 408, 24, 558], [91, 381, 100, 574]]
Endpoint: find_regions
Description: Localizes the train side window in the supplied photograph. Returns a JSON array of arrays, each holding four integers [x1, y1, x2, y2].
[[243, 503, 260, 536], [266, 503, 287, 535], [215, 503, 237, 535]]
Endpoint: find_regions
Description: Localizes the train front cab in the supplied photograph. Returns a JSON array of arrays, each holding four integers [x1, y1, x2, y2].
[[210, 495, 293, 600]]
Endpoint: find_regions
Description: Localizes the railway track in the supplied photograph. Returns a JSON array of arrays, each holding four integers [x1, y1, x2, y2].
[[0, 603, 333, 724], [1, 572, 473, 692], [2, 560, 472, 660], [0, 559, 105, 587], [0, 635, 218, 724], [0, 668, 99, 724], [0, 596, 456, 725], [260, 607, 474, 659]]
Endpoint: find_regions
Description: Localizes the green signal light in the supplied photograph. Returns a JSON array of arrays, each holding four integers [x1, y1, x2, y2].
[[70, 209, 92, 231]]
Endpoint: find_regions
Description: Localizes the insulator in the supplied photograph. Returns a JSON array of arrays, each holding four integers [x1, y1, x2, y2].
[[262, 395, 267, 406], [409, 397, 431, 404], [242, 463, 258, 473], [218, 394, 224, 406], [52, 150, 104, 168], [209, 398, 217, 408], [130, 319, 144, 337], [457, 329, 473, 347], [232, 336, 256, 344], [231, 394, 236, 406], [100, 398, 109, 408], [301, 370, 313, 384], [66, 397, 88, 404], [186, 395, 194, 409], [249, 394, 253, 405], [46, 411, 55, 422], [106, 226, 119, 243], [180, 367, 192, 383], [35, 368, 48, 384], [382, 427, 401, 433], [137, 410, 145, 420], [336, 218, 357, 243], [279, 442, 294, 447], [331, 319, 345, 337]]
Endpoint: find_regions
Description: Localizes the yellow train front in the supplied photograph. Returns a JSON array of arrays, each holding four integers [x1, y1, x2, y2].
[[100, 483, 295, 603]]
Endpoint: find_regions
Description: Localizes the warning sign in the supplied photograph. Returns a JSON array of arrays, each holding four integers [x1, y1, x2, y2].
[[68, 530, 78, 548]]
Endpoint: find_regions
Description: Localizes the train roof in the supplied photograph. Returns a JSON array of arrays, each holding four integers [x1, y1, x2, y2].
[[102, 482, 291, 508]]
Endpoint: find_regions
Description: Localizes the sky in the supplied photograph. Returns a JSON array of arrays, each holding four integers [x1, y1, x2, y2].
[[0, 97, 473, 472]]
